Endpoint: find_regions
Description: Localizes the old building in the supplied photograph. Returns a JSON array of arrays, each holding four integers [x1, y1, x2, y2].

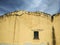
[[0, 11, 60, 45]]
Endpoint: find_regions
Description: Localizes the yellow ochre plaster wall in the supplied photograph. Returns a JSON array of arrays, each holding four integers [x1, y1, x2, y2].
[[0, 11, 60, 45]]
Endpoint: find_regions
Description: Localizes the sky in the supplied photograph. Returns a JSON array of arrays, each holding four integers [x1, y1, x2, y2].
[[0, 0, 60, 16]]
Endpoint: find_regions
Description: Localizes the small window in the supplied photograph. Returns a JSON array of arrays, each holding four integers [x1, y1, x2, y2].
[[34, 31, 39, 39]]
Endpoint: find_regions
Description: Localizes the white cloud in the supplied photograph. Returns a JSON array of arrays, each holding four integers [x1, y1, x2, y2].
[[24, 0, 59, 15]]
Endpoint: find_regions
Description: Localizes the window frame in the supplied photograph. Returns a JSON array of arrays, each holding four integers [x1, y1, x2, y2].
[[33, 31, 39, 40]]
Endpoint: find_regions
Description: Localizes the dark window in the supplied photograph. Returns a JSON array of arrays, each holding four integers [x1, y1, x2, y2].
[[34, 31, 39, 39]]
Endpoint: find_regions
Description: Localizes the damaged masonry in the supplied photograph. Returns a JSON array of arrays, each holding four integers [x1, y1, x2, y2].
[[0, 11, 60, 45]]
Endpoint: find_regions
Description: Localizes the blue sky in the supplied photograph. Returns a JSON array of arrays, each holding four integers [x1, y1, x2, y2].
[[0, 0, 60, 16]]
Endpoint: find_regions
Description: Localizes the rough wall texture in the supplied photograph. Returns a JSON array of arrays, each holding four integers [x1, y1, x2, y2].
[[0, 11, 60, 45]]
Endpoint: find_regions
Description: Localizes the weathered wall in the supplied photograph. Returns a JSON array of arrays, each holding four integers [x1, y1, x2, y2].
[[14, 14, 52, 45], [0, 15, 16, 44], [0, 11, 60, 45], [53, 14, 60, 45]]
